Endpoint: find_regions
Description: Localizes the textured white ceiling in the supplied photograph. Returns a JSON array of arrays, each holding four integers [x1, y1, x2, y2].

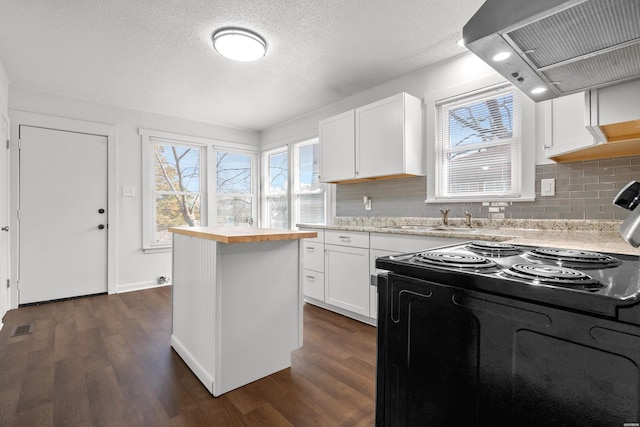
[[0, 0, 485, 131]]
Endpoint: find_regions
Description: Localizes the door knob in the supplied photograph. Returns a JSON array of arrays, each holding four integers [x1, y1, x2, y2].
[[1, 226, 8, 232], [98, 224, 106, 230], [98, 208, 105, 214]]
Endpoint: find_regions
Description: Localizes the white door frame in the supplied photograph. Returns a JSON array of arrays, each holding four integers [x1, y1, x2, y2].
[[9, 110, 117, 309], [0, 111, 9, 319]]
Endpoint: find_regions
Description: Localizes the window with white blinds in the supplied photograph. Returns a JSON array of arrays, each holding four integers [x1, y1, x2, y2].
[[435, 83, 522, 200]]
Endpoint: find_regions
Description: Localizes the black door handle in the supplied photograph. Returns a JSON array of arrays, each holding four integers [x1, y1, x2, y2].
[[98, 208, 105, 214], [98, 224, 105, 230]]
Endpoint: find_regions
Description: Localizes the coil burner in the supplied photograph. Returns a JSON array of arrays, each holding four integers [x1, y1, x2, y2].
[[465, 241, 524, 257], [503, 263, 603, 289], [527, 248, 621, 269], [412, 252, 500, 272]]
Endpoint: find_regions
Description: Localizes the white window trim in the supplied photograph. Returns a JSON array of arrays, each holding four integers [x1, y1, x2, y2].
[[425, 76, 536, 203], [140, 128, 257, 253]]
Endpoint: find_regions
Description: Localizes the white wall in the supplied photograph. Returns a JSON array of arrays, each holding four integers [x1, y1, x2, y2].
[[8, 86, 260, 295], [261, 51, 551, 167], [0, 61, 8, 112], [261, 53, 496, 146]]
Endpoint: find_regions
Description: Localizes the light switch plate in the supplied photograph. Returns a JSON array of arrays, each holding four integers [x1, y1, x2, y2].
[[123, 186, 136, 197], [541, 178, 555, 196]]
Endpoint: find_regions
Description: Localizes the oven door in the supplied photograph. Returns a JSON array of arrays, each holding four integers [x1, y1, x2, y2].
[[376, 272, 640, 427]]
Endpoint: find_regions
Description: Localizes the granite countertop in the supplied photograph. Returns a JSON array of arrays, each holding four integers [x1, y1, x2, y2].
[[298, 217, 640, 256], [169, 226, 317, 243]]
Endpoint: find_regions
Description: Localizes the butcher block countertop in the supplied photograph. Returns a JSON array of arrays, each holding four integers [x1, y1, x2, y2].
[[169, 226, 317, 244]]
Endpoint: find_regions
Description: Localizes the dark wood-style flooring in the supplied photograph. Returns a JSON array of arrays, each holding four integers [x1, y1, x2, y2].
[[0, 287, 377, 426]]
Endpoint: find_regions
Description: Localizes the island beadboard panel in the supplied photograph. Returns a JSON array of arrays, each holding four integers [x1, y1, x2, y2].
[[336, 155, 640, 221]]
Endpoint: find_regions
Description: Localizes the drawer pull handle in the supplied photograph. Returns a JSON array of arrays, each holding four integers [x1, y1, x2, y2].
[[306, 247, 315, 252], [338, 236, 351, 241], [305, 276, 316, 280]]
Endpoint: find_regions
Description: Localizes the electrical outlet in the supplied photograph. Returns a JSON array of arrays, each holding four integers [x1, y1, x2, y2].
[[541, 178, 555, 196]]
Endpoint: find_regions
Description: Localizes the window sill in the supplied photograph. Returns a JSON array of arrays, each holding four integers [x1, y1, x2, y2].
[[143, 245, 172, 254], [424, 196, 536, 204]]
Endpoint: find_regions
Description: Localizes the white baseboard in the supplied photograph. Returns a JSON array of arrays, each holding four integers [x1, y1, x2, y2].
[[303, 298, 377, 327], [171, 334, 214, 394], [116, 281, 171, 294]]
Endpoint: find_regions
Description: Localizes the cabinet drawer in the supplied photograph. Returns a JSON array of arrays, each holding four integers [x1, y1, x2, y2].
[[299, 228, 324, 243], [325, 230, 369, 248], [302, 242, 324, 272], [302, 270, 325, 301]]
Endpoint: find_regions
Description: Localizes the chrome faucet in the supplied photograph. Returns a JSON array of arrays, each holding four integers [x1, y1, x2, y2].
[[464, 211, 472, 228], [440, 209, 450, 227]]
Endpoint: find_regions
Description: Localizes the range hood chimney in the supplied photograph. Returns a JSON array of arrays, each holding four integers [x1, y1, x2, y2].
[[463, 0, 640, 102]]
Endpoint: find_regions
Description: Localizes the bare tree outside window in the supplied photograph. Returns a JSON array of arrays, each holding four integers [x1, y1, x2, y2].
[[216, 151, 254, 225], [154, 143, 202, 242], [295, 142, 325, 224], [266, 150, 288, 229]]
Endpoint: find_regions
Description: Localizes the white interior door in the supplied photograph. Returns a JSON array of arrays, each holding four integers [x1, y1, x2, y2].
[[0, 114, 9, 318], [18, 125, 108, 304]]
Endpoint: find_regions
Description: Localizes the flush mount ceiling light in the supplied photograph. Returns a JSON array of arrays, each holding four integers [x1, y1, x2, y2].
[[212, 27, 267, 62]]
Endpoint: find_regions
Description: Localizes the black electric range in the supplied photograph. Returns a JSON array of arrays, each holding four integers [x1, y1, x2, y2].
[[375, 241, 640, 426], [376, 241, 640, 320]]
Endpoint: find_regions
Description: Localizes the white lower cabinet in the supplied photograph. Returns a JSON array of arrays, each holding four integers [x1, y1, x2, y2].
[[300, 229, 325, 301], [325, 243, 370, 317], [302, 271, 325, 301], [299, 227, 466, 324]]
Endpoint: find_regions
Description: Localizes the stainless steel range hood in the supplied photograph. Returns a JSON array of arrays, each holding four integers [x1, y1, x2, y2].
[[463, 0, 640, 102]]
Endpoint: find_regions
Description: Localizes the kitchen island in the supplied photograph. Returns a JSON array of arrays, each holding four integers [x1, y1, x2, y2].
[[168, 226, 317, 396]]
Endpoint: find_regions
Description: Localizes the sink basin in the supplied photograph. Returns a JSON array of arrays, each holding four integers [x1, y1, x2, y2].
[[430, 227, 487, 233], [382, 225, 491, 233], [384, 225, 435, 230]]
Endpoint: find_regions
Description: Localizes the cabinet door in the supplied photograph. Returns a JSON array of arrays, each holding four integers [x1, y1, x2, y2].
[[319, 110, 355, 182], [325, 244, 370, 316], [356, 94, 405, 179], [544, 92, 596, 159]]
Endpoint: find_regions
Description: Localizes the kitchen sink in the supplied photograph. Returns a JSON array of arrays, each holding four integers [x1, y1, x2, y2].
[[383, 225, 490, 233], [383, 225, 435, 230], [429, 226, 487, 233]]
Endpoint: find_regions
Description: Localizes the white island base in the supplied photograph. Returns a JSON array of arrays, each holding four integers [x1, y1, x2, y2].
[[169, 227, 315, 396]]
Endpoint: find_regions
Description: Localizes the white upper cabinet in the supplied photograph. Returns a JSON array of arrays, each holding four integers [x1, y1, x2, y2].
[[318, 110, 355, 183], [319, 93, 424, 183], [544, 92, 597, 161]]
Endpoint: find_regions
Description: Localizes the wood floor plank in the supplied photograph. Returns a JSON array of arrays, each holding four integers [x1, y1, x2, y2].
[[15, 348, 54, 414], [0, 287, 377, 426], [53, 358, 92, 426]]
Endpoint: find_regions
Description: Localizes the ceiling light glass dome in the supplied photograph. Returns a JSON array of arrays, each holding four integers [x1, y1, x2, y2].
[[212, 28, 267, 62]]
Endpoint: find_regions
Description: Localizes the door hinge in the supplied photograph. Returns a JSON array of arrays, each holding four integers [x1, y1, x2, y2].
[[6, 139, 8, 149], [6, 279, 9, 289]]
